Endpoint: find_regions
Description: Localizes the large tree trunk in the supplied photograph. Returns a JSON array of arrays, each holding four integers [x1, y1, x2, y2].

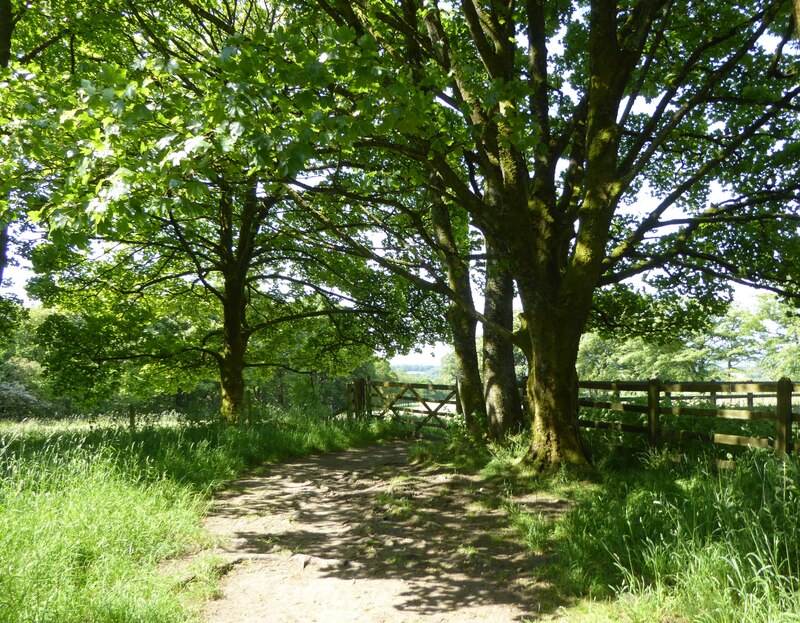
[[482, 241, 525, 439], [514, 275, 592, 470], [525, 327, 587, 469]]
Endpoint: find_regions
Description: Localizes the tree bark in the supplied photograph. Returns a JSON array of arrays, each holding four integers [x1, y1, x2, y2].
[[517, 291, 590, 470], [482, 241, 525, 439], [0, 0, 13, 288], [219, 277, 248, 425], [0, 0, 12, 69], [0, 223, 8, 287], [449, 303, 484, 429], [430, 198, 486, 432], [215, 182, 262, 425]]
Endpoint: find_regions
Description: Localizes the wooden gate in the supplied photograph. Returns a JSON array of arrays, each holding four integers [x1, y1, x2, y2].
[[344, 379, 459, 434]]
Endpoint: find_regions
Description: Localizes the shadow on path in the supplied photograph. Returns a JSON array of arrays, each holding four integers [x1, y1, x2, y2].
[[202, 440, 573, 622]]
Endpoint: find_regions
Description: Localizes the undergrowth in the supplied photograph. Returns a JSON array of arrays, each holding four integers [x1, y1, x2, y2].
[[0, 407, 403, 623]]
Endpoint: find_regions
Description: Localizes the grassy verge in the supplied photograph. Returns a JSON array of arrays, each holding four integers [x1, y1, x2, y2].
[[0, 408, 404, 623], [556, 449, 800, 622], [411, 425, 800, 623]]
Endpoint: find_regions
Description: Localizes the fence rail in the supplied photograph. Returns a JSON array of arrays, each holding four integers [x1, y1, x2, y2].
[[344, 376, 799, 456], [578, 377, 796, 456]]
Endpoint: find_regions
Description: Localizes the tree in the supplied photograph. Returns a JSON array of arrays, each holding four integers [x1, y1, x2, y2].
[[576, 332, 718, 381], [10, 1, 799, 462], [482, 239, 525, 437], [744, 294, 800, 379], [24, 1, 445, 422], [576, 296, 800, 382], [290, 0, 799, 468]]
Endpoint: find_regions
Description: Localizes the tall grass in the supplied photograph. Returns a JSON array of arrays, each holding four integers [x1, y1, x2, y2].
[[553, 449, 800, 621], [0, 445, 206, 622], [0, 407, 403, 623]]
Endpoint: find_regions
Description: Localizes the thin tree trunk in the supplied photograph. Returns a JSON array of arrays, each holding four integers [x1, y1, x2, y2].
[[482, 241, 525, 439], [219, 292, 248, 425], [0, 0, 12, 69], [219, 349, 246, 424], [0, 223, 8, 287], [449, 303, 484, 428], [215, 182, 260, 425], [0, 0, 13, 288], [430, 199, 486, 432]]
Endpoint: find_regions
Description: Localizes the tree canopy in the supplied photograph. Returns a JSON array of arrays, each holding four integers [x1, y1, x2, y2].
[[1, 0, 798, 464]]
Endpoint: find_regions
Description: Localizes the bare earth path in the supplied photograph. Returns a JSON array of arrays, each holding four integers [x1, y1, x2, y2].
[[201, 439, 567, 622]]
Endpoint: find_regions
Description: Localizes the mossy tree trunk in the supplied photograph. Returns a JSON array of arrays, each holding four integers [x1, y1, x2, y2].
[[482, 239, 525, 439], [219, 276, 249, 425]]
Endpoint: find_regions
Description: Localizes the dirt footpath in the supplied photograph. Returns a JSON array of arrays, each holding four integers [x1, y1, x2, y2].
[[201, 440, 567, 622]]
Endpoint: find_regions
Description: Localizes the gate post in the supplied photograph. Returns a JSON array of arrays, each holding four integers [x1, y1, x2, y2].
[[346, 383, 354, 418], [365, 375, 372, 417], [354, 378, 366, 418]]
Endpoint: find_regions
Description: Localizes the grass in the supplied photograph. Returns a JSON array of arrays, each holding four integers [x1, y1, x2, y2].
[[0, 407, 404, 623], [558, 449, 800, 622], [9, 399, 798, 622], [412, 422, 800, 623]]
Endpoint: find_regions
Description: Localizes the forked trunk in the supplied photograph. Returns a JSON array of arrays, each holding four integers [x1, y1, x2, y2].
[[482, 245, 524, 439]]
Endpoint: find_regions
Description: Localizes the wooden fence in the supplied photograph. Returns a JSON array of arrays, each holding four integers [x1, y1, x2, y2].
[[345, 377, 799, 456], [578, 378, 796, 457]]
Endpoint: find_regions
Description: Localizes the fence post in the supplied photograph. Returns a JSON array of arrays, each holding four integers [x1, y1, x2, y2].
[[776, 377, 793, 458], [647, 378, 661, 451]]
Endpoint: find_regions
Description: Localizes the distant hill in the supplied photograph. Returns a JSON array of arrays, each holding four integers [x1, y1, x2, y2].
[[392, 363, 441, 379]]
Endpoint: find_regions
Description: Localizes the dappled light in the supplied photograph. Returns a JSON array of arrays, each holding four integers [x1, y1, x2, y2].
[[2, 0, 799, 620]]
